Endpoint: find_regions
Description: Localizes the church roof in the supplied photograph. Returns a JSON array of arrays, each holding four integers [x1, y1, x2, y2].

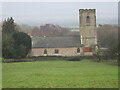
[[32, 36, 81, 48]]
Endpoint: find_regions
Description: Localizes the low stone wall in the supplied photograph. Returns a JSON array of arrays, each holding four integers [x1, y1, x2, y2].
[[2, 56, 94, 63], [84, 52, 93, 56]]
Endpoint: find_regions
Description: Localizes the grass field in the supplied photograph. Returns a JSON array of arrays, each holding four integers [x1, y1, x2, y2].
[[2, 60, 118, 88]]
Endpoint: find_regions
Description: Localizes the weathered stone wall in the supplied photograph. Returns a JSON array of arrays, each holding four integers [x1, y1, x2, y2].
[[31, 47, 85, 56], [79, 9, 97, 47]]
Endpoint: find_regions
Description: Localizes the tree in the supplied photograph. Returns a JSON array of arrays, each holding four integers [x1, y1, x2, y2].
[[2, 33, 16, 58], [92, 44, 101, 62], [2, 17, 16, 59], [13, 32, 31, 58], [2, 17, 15, 33], [97, 24, 118, 59], [2, 17, 32, 59]]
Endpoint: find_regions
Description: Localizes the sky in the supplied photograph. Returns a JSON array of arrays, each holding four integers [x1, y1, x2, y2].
[[1, 2, 118, 26]]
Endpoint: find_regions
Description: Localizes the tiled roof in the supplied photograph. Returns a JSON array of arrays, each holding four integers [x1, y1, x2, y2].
[[32, 36, 81, 48]]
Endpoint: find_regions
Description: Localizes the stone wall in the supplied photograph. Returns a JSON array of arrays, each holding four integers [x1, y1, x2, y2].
[[79, 9, 97, 47], [31, 47, 84, 56]]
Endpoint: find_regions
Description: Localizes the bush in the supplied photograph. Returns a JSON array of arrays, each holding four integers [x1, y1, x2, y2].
[[13, 32, 31, 58], [67, 56, 81, 61]]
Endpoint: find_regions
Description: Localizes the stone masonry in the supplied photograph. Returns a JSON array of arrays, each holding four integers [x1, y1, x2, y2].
[[79, 9, 97, 47]]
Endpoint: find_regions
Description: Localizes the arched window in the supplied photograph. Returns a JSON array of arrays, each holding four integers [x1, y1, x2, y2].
[[77, 48, 80, 53], [44, 49, 47, 54], [86, 16, 90, 23], [55, 49, 59, 54]]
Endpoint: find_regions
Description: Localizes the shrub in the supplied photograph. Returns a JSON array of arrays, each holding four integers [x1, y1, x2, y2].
[[67, 56, 81, 61]]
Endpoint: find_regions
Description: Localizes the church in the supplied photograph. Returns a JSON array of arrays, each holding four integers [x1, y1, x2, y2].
[[30, 9, 97, 56]]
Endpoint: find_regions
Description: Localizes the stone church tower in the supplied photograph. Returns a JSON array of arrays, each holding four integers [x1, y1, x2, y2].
[[79, 9, 97, 48]]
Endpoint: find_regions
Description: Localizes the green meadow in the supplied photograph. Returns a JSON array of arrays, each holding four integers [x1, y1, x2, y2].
[[2, 60, 118, 88]]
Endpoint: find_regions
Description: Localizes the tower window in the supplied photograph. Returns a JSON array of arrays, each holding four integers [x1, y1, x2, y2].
[[55, 49, 59, 54], [44, 49, 47, 54], [86, 16, 90, 23], [77, 48, 80, 53]]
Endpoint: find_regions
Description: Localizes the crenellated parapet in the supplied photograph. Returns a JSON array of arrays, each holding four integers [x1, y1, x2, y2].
[[79, 9, 96, 14]]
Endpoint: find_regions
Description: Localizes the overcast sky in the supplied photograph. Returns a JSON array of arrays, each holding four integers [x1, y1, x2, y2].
[[1, 2, 118, 26]]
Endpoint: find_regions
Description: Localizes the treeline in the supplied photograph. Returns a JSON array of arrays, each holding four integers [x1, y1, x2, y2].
[[2, 17, 31, 59], [97, 24, 118, 59], [14, 24, 79, 36]]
